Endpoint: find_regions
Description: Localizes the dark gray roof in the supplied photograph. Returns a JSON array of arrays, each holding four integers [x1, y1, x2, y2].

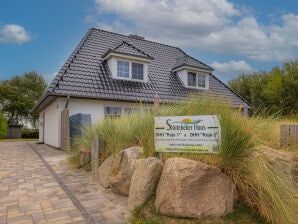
[[173, 55, 213, 71], [34, 28, 250, 112], [102, 41, 154, 60]]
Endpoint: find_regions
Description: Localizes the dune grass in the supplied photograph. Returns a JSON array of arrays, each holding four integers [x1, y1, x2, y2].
[[74, 97, 297, 224], [248, 116, 297, 150]]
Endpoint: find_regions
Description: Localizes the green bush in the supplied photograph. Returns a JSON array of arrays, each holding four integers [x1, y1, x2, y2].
[[21, 128, 39, 138], [0, 111, 7, 139], [76, 97, 297, 224]]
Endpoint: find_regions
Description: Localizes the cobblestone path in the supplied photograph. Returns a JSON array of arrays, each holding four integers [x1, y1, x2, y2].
[[0, 142, 129, 224]]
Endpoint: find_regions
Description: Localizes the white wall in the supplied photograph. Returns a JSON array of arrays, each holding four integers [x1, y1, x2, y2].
[[39, 98, 61, 148], [39, 97, 152, 148]]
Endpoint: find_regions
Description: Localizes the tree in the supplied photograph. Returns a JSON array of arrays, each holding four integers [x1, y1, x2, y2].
[[0, 111, 7, 139], [228, 60, 298, 116], [0, 71, 47, 126]]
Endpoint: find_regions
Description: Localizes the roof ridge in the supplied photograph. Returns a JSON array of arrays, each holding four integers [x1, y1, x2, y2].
[[91, 28, 213, 69], [91, 27, 182, 52]]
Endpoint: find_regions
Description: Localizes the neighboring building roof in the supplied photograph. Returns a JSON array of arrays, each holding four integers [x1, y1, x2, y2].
[[34, 28, 250, 112], [102, 41, 154, 60]]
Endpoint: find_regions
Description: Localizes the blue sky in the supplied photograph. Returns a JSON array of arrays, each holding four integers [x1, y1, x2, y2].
[[0, 0, 297, 84]]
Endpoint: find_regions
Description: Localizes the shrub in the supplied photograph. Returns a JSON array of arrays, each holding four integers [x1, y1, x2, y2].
[[21, 128, 39, 138], [0, 111, 7, 139]]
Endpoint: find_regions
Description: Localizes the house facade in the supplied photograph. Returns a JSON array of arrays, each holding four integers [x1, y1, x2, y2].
[[34, 28, 250, 148]]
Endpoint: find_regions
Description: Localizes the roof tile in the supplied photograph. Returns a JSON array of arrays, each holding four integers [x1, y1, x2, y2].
[[37, 28, 249, 111]]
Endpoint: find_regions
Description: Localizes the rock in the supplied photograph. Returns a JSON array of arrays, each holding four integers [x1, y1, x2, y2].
[[155, 157, 236, 218], [110, 146, 143, 195], [128, 157, 163, 211], [97, 155, 114, 188]]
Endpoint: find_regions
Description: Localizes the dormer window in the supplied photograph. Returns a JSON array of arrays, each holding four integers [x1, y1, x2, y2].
[[173, 55, 213, 90], [116, 60, 145, 81], [117, 61, 129, 78], [187, 72, 207, 89], [132, 63, 144, 80], [174, 68, 209, 90], [102, 41, 154, 83], [197, 74, 206, 88], [187, 72, 196, 87]]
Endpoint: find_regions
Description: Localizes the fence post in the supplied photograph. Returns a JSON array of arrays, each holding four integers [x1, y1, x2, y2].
[[280, 124, 298, 147], [60, 109, 70, 150], [91, 135, 100, 178]]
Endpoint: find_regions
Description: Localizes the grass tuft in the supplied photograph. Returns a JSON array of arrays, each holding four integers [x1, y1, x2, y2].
[[74, 97, 297, 224]]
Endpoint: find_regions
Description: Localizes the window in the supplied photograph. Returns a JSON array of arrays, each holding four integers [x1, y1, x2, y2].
[[132, 63, 144, 80], [187, 72, 207, 89], [124, 108, 138, 114], [187, 72, 196, 87], [115, 60, 145, 81], [117, 61, 129, 78], [104, 107, 121, 118], [197, 74, 206, 88]]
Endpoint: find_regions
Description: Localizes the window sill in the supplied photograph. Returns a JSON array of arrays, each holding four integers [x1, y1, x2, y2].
[[185, 85, 209, 90], [114, 76, 148, 83]]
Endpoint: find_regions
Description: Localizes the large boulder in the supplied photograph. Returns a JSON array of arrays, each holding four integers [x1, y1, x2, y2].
[[110, 146, 143, 195], [155, 157, 236, 218], [128, 157, 163, 211], [97, 155, 114, 188]]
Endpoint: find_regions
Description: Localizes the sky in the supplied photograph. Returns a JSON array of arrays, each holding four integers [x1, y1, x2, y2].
[[0, 0, 298, 84]]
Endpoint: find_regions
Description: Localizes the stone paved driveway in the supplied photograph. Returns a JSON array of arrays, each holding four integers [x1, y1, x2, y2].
[[0, 142, 129, 224]]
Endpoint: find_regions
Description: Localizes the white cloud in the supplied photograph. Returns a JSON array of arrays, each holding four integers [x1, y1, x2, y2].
[[211, 60, 255, 75], [96, 20, 132, 34], [0, 24, 32, 44], [92, 0, 298, 62]]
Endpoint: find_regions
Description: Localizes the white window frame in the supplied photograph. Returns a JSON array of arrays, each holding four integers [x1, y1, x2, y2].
[[116, 59, 145, 82], [186, 72, 209, 90], [107, 56, 149, 83], [117, 61, 129, 78], [104, 107, 122, 118]]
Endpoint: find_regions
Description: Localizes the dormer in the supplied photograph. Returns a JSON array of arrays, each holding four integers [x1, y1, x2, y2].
[[102, 41, 154, 82], [173, 55, 214, 90]]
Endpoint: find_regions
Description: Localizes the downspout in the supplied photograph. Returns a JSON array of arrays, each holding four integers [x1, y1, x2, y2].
[[60, 95, 70, 150], [65, 95, 70, 109]]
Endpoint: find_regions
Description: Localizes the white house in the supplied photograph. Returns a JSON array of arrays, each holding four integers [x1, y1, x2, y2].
[[33, 28, 250, 148]]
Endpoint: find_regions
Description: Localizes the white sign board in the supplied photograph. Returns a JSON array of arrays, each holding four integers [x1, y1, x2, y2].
[[154, 115, 221, 153]]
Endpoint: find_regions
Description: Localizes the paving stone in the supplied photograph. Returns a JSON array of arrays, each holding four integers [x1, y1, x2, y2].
[[0, 142, 130, 224], [7, 215, 33, 224]]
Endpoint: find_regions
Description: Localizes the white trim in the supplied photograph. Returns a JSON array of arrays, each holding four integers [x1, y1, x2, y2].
[[186, 73, 209, 90], [108, 56, 149, 82], [173, 65, 211, 74], [103, 52, 152, 63]]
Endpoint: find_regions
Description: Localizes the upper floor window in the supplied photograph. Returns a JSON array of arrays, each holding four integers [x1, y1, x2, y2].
[[187, 72, 208, 89], [187, 72, 196, 87], [117, 61, 129, 78], [116, 60, 145, 81], [197, 74, 206, 88], [132, 63, 144, 80]]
